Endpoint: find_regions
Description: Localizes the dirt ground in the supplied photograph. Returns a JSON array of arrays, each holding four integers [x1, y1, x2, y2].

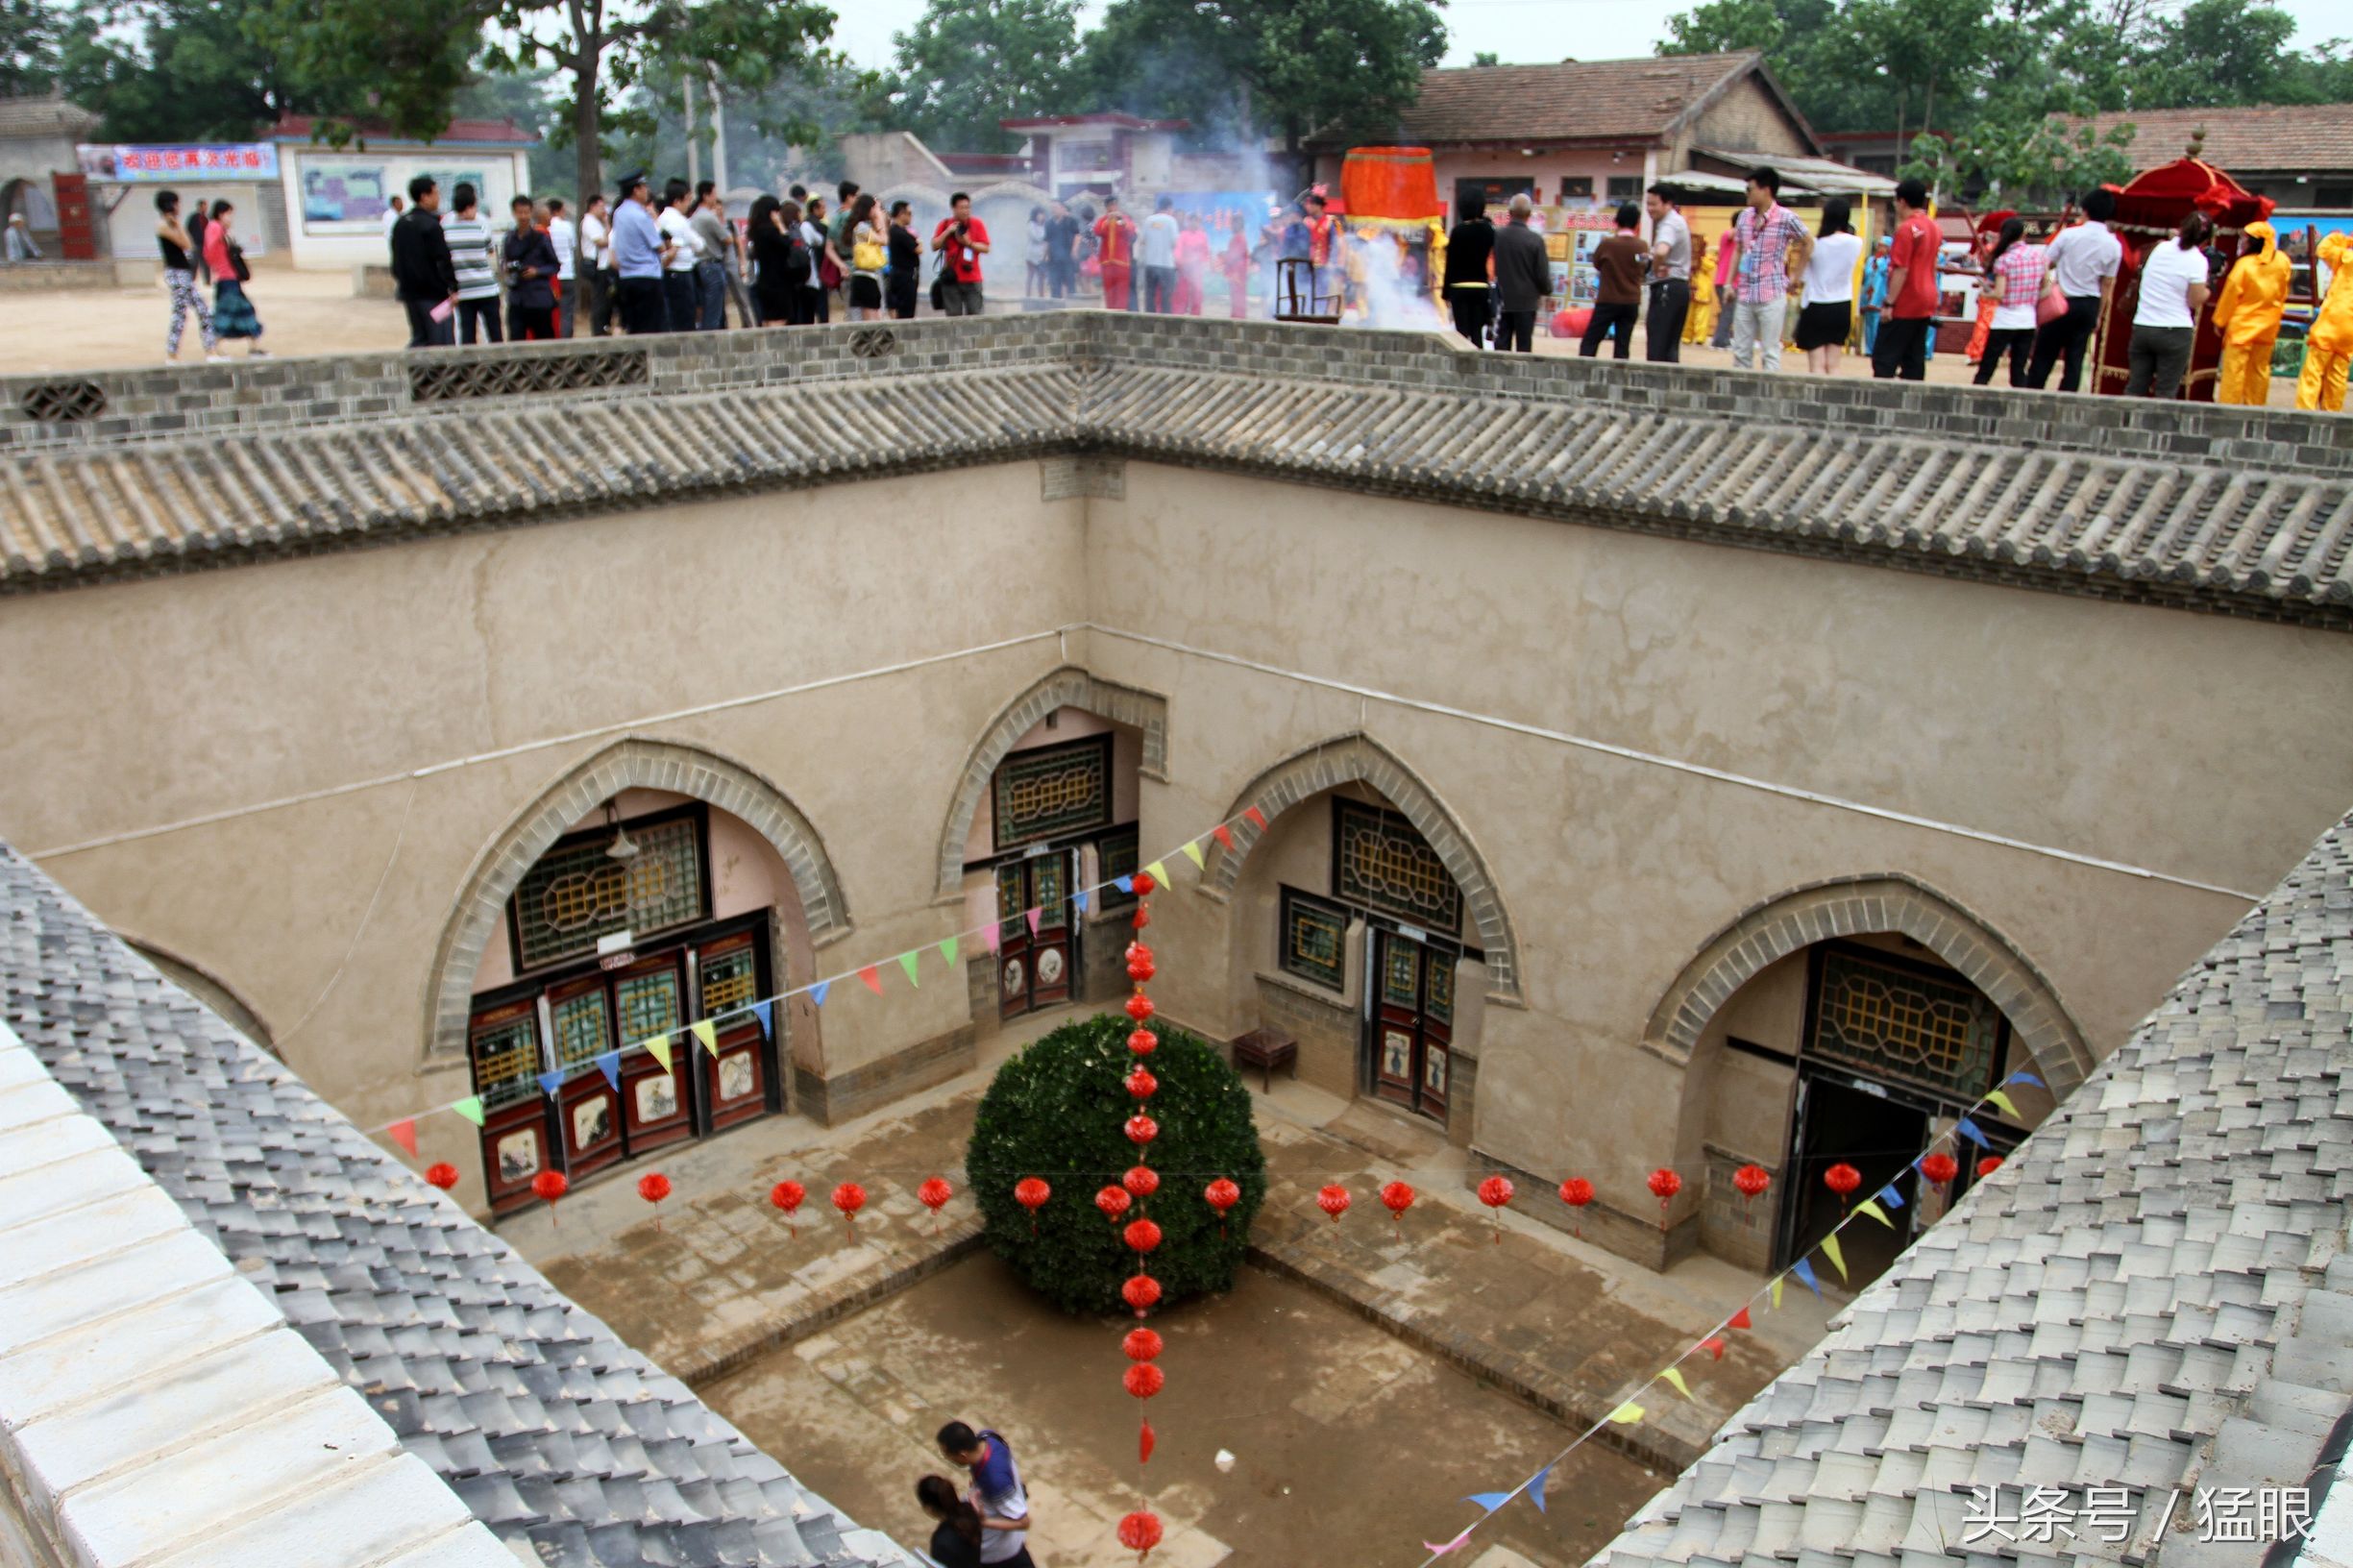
[[0, 262, 2307, 409], [705, 1251, 1661, 1568]]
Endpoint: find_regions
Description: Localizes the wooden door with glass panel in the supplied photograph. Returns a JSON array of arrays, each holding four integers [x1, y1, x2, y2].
[[470, 997, 553, 1214], [696, 930, 771, 1131], [1370, 929, 1454, 1122], [611, 950, 693, 1155], [546, 973, 625, 1181], [996, 852, 1075, 1018]]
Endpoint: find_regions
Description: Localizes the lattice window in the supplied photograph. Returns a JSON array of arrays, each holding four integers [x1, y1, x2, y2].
[[1099, 826, 1140, 910], [20, 380, 106, 423], [408, 348, 648, 404], [1809, 949, 2000, 1099], [1335, 799, 1462, 932], [1383, 941, 1418, 1008], [1280, 888, 1346, 992], [512, 815, 705, 971], [615, 969, 680, 1047], [470, 1005, 540, 1111], [848, 327, 900, 359], [550, 990, 611, 1069], [993, 735, 1112, 850], [700, 943, 758, 1016], [1425, 955, 1455, 1027]]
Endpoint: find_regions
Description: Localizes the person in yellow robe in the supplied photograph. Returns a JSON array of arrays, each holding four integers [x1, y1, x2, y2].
[[1683, 232, 1716, 345], [2214, 221, 2290, 405], [2298, 231, 2353, 413]]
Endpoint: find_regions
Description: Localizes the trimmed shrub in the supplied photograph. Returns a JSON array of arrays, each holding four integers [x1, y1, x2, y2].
[[969, 1012, 1267, 1315]]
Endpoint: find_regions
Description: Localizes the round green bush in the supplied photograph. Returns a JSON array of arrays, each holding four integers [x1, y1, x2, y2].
[[969, 1012, 1267, 1315]]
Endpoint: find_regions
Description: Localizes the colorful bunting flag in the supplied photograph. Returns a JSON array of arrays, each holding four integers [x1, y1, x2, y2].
[[1073, 890, 1090, 915], [1423, 1530, 1474, 1556], [941, 937, 959, 968], [1026, 908, 1042, 936], [597, 1051, 621, 1091], [858, 966, 883, 995], [1530, 1465, 1553, 1514], [1145, 860, 1167, 884], [1791, 1258, 1823, 1297], [388, 1118, 418, 1157], [898, 951, 921, 988], [1820, 1235, 1849, 1282], [1212, 823, 1235, 851], [1984, 1090, 2021, 1120], [1876, 1182, 1906, 1210], [811, 980, 831, 1007], [1244, 806, 1267, 831], [2006, 1070, 2045, 1088], [1181, 841, 1206, 870], [453, 1097, 484, 1127], [1465, 1492, 1514, 1514], [1954, 1115, 1991, 1147], [539, 1069, 565, 1098], [1661, 1368, 1692, 1400], [1608, 1402, 1645, 1425], [1115, 875, 1135, 894], [1770, 1275, 1785, 1310], [690, 1019, 717, 1054], [751, 1001, 773, 1039], [983, 922, 1000, 955], [1700, 1337, 1727, 1360], [1854, 1198, 1893, 1229], [1728, 1306, 1752, 1330], [649, 1036, 674, 1073]]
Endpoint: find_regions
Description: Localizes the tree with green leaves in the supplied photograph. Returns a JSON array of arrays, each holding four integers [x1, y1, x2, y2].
[[1, 0, 59, 96], [886, 0, 1084, 155]]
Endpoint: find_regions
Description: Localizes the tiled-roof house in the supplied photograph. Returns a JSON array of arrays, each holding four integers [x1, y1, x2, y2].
[[2060, 106, 2353, 210]]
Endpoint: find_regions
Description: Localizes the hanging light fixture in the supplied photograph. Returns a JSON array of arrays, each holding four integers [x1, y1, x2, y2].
[[603, 800, 640, 862]]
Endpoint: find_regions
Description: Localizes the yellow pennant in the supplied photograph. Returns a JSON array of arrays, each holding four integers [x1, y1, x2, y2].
[[1145, 860, 1168, 885], [1854, 1198, 1893, 1229], [1608, 1402, 1645, 1425], [1661, 1368, 1692, 1400], [648, 1035, 673, 1073], [690, 1019, 717, 1054], [1181, 840, 1206, 870], [1985, 1090, 2021, 1120], [1821, 1234, 1849, 1282], [1771, 1275, 1785, 1311]]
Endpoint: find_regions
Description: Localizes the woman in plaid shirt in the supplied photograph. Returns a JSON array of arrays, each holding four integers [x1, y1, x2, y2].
[[1971, 218, 2049, 388]]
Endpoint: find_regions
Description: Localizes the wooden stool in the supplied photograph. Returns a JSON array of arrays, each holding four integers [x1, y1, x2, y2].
[[1230, 1027, 1298, 1093]]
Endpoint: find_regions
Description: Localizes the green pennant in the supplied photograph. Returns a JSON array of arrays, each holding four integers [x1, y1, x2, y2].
[[690, 1019, 717, 1054], [1985, 1089, 2022, 1120], [1820, 1233, 1850, 1282], [1854, 1197, 1894, 1229], [898, 950, 921, 988], [1180, 840, 1206, 870], [1771, 1275, 1784, 1311], [453, 1096, 484, 1127], [1608, 1402, 1645, 1425], [1661, 1368, 1692, 1400], [941, 935, 959, 968], [648, 1035, 673, 1073]]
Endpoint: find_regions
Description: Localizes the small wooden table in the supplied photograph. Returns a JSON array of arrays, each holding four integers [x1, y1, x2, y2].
[[1230, 1027, 1299, 1093]]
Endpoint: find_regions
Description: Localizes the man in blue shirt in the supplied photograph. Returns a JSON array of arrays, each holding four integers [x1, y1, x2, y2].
[[937, 1420, 1036, 1566], [610, 171, 669, 334], [1859, 234, 1892, 357]]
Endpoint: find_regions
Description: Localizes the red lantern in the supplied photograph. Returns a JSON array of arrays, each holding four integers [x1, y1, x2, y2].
[[1380, 1180, 1415, 1230], [1097, 1184, 1134, 1223], [424, 1163, 460, 1191], [1732, 1164, 1770, 1202], [1976, 1156, 2003, 1178], [1122, 1273, 1162, 1318], [1557, 1175, 1593, 1237], [532, 1169, 567, 1226], [1125, 1114, 1158, 1146], [637, 1171, 672, 1229], [832, 1181, 867, 1237], [771, 1179, 806, 1237], [1920, 1152, 1959, 1188], [1014, 1176, 1050, 1236], [1139, 1418, 1156, 1465], [1123, 1164, 1160, 1200], [1125, 992, 1156, 1023], [1123, 1328, 1163, 1361], [1124, 1362, 1164, 1400], [1125, 1067, 1158, 1100], [1478, 1174, 1514, 1244], [1118, 1509, 1164, 1560], [1204, 1176, 1240, 1237], [1124, 1217, 1163, 1254], [1132, 871, 1157, 896], [919, 1176, 953, 1232], [1126, 942, 1157, 982], [1316, 1184, 1351, 1223], [1128, 1027, 1158, 1057], [1648, 1167, 1681, 1234], [1824, 1163, 1861, 1207]]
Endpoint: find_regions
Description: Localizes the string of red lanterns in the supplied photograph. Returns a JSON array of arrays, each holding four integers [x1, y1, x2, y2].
[[1118, 870, 1164, 1562]]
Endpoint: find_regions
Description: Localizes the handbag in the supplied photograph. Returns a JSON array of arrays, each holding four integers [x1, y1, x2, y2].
[[2035, 271, 2066, 326], [229, 242, 251, 284]]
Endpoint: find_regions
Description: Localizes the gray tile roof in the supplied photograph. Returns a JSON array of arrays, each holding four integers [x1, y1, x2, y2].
[[0, 841, 893, 1568], [1587, 810, 2353, 1568], [1, 317, 2348, 625]]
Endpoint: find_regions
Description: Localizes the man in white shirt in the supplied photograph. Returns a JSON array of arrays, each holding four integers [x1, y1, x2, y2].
[[1140, 194, 1181, 314], [577, 193, 613, 335], [2024, 186, 2123, 393], [655, 178, 702, 333], [545, 197, 577, 336], [380, 194, 404, 244]]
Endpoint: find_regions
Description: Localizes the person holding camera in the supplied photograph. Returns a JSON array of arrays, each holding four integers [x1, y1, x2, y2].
[[932, 191, 992, 317], [502, 195, 560, 340]]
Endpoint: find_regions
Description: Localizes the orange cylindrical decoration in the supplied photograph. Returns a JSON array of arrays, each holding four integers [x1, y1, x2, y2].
[[1339, 145, 1442, 222]]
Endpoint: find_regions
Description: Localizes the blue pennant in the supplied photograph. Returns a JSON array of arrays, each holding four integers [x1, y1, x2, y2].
[[1073, 890, 1091, 914], [1465, 1491, 1515, 1514], [810, 980, 830, 1007], [1875, 1182, 1906, 1211], [1791, 1258, 1823, 1297], [751, 1000, 773, 1040], [1954, 1115, 1992, 1147], [538, 1068, 565, 1098], [2006, 1070, 2045, 1088], [596, 1051, 620, 1091], [1115, 875, 1135, 894], [1530, 1465, 1554, 1514]]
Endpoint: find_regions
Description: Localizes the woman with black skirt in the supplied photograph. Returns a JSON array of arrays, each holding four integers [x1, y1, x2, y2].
[[1796, 197, 1863, 375]]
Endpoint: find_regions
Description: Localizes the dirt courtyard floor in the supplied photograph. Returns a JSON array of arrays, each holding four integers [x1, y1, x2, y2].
[[705, 1250, 1660, 1568], [0, 263, 2310, 409]]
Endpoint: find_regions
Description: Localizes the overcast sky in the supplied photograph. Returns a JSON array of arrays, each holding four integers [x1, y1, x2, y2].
[[830, 0, 2353, 76]]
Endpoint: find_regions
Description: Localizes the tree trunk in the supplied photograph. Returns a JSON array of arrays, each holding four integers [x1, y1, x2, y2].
[[572, 40, 602, 208]]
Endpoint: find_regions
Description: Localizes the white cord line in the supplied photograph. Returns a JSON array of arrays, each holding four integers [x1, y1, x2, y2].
[[1080, 623, 2263, 902], [27, 627, 1076, 860], [273, 778, 417, 1048]]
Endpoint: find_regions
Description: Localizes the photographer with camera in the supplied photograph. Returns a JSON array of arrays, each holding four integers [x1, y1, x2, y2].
[[931, 192, 992, 317]]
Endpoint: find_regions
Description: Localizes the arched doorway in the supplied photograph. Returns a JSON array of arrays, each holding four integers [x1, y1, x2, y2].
[[1655, 875, 2085, 1287]]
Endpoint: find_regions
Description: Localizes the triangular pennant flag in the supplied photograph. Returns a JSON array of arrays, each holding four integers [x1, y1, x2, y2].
[[1529, 1465, 1553, 1514], [1853, 1198, 1893, 1229], [1661, 1367, 1693, 1400], [1465, 1492, 1514, 1514], [1422, 1530, 1473, 1557], [1984, 1090, 2022, 1120], [940, 936, 959, 968], [388, 1118, 418, 1157], [539, 1069, 565, 1098], [691, 1019, 717, 1054], [1608, 1402, 1645, 1424], [858, 965, 883, 995], [1875, 1182, 1906, 1210], [1145, 860, 1168, 885], [1954, 1115, 1992, 1147], [1213, 823, 1236, 851], [2006, 1069, 2045, 1088], [1700, 1336, 1727, 1360], [597, 1051, 621, 1091], [983, 922, 1000, 955], [810, 980, 831, 1007], [751, 1001, 773, 1039], [1820, 1234, 1849, 1282], [1114, 875, 1135, 894], [1181, 840, 1206, 870], [1728, 1306, 1752, 1331], [453, 1096, 484, 1127], [1026, 908, 1042, 936], [1770, 1275, 1785, 1310], [648, 1036, 673, 1073], [1244, 805, 1267, 831], [1791, 1258, 1823, 1296], [897, 951, 921, 988], [1073, 890, 1089, 915]]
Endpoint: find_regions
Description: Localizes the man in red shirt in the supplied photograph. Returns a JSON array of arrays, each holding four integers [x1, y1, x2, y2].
[[930, 191, 992, 316], [1092, 196, 1138, 311], [1872, 178, 1943, 380]]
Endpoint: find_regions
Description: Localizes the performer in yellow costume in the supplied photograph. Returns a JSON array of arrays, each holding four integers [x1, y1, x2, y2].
[[1683, 232, 1715, 345], [2213, 221, 2289, 405], [2299, 231, 2353, 412]]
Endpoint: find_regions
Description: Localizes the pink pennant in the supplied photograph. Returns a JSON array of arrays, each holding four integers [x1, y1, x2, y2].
[[1212, 823, 1236, 851], [858, 965, 883, 995], [388, 1118, 418, 1158], [1244, 806, 1267, 831], [1026, 907, 1042, 936], [983, 921, 1000, 954], [1423, 1529, 1475, 1556]]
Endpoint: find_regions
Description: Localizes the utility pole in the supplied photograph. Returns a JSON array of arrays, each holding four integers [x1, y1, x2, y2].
[[683, 73, 699, 188], [706, 68, 728, 196]]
